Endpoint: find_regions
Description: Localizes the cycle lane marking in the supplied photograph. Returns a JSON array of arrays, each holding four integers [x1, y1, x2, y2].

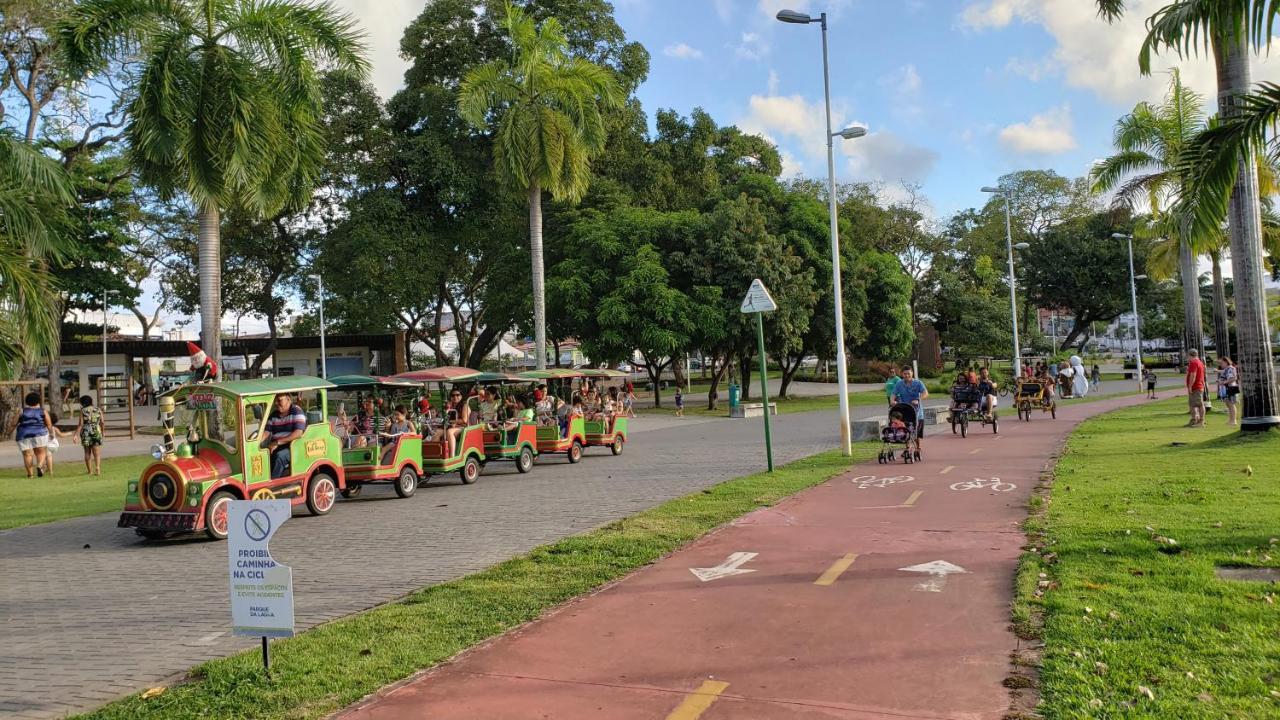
[[899, 490, 923, 507], [939, 465, 955, 475], [664, 679, 731, 720], [813, 554, 859, 586]]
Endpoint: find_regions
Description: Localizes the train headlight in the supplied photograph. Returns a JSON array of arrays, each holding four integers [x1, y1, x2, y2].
[[145, 473, 179, 510], [151, 443, 164, 460]]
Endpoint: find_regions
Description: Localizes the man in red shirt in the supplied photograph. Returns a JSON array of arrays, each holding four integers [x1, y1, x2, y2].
[[1185, 349, 1206, 427]]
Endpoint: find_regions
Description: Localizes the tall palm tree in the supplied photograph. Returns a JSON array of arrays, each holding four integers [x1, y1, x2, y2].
[[458, 3, 622, 370], [0, 130, 74, 379], [60, 0, 367, 366], [1097, 0, 1278, 430], [1091, 70, 1207, 364]]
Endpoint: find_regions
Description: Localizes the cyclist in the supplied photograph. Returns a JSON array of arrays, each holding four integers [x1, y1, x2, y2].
[[977, 367, 998, 418]]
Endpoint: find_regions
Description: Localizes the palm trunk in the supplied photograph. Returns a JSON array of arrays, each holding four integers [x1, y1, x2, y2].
[[197, 202, 222, 368], [1210, 250, 1230, 358], [1177, 236, 1205, 366], [528, 183, 547, 371], [1216, 35, 1279, 430]]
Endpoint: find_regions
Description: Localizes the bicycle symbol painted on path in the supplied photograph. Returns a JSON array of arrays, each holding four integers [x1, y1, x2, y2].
[[850, 475, 914, 489], [949, 477, 1016, 492]]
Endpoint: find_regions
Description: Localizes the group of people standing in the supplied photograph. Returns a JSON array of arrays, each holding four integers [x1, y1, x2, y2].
[[1184, 350, 1240, 428], [14, 393, 105, 478]]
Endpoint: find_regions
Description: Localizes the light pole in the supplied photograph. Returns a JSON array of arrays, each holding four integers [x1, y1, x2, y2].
[[309, 274, 327, 379], [777, 7, 867, 456], [1112, 233, 1145, 392], [982, 186, 1024, 376]]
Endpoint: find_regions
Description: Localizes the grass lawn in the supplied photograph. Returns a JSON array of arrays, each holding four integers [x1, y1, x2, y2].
[[1018, 399, 1280, 718], [637, 390, 887, 417], [0, 454, 145, 530], [77, 445, 874, 720]]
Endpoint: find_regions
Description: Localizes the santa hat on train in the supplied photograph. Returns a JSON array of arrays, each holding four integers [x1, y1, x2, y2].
[[187, 342, 208, 366]]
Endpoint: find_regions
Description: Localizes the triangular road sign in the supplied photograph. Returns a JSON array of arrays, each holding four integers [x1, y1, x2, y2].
[[740, 278, 778, 314]]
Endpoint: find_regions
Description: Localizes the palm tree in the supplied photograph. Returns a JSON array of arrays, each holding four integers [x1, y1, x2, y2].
[[60, 0, 367, 367], [458, 3, 622, 370], [1091, 70, 1208, 364], [1096, 0, 1278, 430], [0, 130, 74, 379]]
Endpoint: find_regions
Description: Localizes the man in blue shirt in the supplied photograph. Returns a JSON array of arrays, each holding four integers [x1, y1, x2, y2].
[[891, 368, 930, 446], [264, 393, 306, 478]]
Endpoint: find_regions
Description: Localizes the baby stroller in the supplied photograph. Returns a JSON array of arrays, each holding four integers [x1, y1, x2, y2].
[[878, 402, 922, 464]]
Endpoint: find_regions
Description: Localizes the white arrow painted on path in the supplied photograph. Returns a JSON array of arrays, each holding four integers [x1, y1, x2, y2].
[[690, 552, 759, 582], [898, 560, 968, 593]]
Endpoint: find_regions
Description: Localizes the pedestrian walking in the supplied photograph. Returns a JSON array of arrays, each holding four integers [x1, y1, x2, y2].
[[884, 367, 901, 407], [76, 395, 105, 475], [1145, 368, 1158, 399], [1090, 364, 1101, 391], [14, 392, 55, 478], [674, 388, 684, 417], [1185, 349, 1206, 426], [1216, 356, 1239, 427], [624, 382, 635, 418], [42, 413, 70, 476]]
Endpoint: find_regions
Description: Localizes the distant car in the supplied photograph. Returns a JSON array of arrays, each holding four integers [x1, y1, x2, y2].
[[616, 362, 632, 373]]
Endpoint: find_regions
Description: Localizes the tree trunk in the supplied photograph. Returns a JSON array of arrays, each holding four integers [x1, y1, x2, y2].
[[1215, 35, 1279, 430], [197, 202, 222, 367], [1177, 236, 1205, 366], [705, 355, 729, 411], [1210, 250, 1231, 359], [739, 353, 753, 402], [528, 183, 547, 371], [671, 356, 687, 391]]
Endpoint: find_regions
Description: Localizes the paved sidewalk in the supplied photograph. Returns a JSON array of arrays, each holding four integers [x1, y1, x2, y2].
[[338, 391, 1175, 720]]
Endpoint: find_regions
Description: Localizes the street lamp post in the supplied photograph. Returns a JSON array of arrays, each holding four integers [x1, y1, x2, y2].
[[309, 274, 327, 379], [982, 186, 1023, 377], [777, 7, 866, 456], [1112, 233, 1145, 392]]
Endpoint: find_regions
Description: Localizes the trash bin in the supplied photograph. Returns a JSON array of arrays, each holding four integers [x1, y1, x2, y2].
[[728, 383, 740, 408]]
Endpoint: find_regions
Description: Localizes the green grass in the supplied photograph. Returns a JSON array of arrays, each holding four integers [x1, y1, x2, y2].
[[1021, 399, 1280, 718], [638, 390, 888, 417], [77, 445, 875, 720], [0, 454, 145, 530]]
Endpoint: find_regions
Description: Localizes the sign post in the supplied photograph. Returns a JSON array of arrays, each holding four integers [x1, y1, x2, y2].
[[227, 499, 295, 676], [741, 279, 778, 472]]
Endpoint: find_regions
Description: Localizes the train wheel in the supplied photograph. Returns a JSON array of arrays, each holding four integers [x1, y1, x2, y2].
[[204, 490, 235, 540], [394, 467, 418, 498], [516, 446, 535, 473], [567, 440, 584, 464], [306, 471, 338, 516], [611, 436, 624, 456], [459, 456, 481, 484], [341, 484, 363, 499]]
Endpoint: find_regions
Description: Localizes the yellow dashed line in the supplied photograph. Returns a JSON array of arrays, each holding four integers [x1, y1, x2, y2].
[[969, 448, 983, 455], [939, 465, 955, 474], [665, 680, 731, 720], [900, 490, 923, 507], [814, 554, 859, 586]]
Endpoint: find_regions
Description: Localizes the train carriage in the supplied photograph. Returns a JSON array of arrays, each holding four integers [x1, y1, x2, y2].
[[579, 368, 630, 455], [328, 374, 426, 499], [392, 367, 491, 484]]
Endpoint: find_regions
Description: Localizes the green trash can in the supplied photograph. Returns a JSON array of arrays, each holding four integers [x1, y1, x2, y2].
[[728, 383, 740, 408]]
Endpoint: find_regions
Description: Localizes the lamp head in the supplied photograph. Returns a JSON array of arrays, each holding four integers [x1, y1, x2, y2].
[[980, 186, 1002, 194], [836, 125, 867, 140], [776, 9, 813, 23], [1013, 242, 1030, 250], [1135, 274, 1148, 280], [1111, 232, 1132, 240]]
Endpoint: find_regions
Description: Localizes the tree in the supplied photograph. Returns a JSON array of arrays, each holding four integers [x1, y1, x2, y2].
[[1096, 0, 1277, 428], [61, 0, 368, 367], [1090, 70, 1208, 365], [458, 3, 623, 370], [1020, 211, 1154, 351], [924, 255, 1015, 362]]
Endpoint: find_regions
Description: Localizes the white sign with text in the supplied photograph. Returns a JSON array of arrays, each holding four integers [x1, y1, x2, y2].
[[227, 500, 295, 638]]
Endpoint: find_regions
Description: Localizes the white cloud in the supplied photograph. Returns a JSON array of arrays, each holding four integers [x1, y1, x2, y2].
[[735, 31, 770, 60], [998, 104, 1077, 154], [767, 69, 779, 94], [713, 0, 734, 22], [738, 87, 937, 184], [663, 43, 703, 60], [1004, 56, 1056, 82], [959, 0, 1280, 104], [329, 0, 421, 97], [881, 63, 922, 94]]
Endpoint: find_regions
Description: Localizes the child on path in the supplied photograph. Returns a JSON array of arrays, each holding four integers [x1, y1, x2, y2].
[[42, 413, 70, 476], [674, 388, 684, 417], [1090, 364, 1101, 391], [77, 396, 105, 475], [1144, 368, 1158, 399]]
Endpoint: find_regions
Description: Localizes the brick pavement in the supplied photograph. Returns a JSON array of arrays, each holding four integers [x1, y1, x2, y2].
[[0, 409, 841, 719]]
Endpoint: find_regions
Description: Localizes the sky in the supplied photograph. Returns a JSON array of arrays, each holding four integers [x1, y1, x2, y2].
[[118, 0, 1280, 336]]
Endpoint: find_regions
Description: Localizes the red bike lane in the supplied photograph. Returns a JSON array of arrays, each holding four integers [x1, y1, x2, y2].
[[337, 392, 1165, 720]]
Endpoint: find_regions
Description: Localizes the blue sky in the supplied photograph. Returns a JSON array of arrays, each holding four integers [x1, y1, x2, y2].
[[340, 0, 1280, 222], [113, 0, 1280, 334]]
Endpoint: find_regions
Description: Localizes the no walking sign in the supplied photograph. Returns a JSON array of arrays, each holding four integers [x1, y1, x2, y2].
[[227, 500, 295, 639]]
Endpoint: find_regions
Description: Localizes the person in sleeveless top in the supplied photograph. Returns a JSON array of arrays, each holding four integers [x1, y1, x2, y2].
[[14, 392, 55, 478]]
